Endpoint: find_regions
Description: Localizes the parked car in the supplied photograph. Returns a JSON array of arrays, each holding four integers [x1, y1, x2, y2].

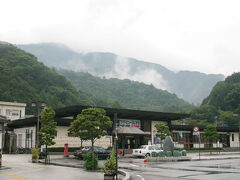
[[132, 145, 163, 158], [74, 146, 111, 159]]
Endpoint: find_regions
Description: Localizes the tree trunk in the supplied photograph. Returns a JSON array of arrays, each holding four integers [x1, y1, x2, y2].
[[91, 138, 95, 169], [80, 139, 83, 149], [45, 144, 48, 164]]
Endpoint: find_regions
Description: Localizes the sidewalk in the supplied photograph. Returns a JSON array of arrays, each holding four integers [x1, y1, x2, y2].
[[188, 151, 240, 160], [39, 156, 128, 180]]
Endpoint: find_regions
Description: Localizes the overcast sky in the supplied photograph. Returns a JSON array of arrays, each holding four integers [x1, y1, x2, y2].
[[1, 0, 240, 76]]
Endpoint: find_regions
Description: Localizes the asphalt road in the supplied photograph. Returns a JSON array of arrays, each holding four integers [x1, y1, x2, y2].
[[0, 154, 103, 180], [119, 158, 240, 180]]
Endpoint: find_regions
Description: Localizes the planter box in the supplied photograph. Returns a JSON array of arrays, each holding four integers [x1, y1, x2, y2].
[[104, 174, 115, 180]]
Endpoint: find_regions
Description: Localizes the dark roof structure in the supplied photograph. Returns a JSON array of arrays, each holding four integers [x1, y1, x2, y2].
[[0, 115, 8, 123], [55, 105, 189, 121], [8, 105, 189, 128]]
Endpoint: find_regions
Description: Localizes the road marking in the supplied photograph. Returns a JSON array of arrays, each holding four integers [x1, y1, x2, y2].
[[0, 167, 44, 180], [136, 174, 145, 180], [130, 163, 138, 167], [1, 173, 34, 180]]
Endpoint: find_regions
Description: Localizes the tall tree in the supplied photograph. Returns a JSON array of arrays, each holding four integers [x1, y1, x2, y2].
[[38, 107, 57, 164], [203, 124, 219, 148], [68, 108, 112, 169], [155, 122, 171, 148]]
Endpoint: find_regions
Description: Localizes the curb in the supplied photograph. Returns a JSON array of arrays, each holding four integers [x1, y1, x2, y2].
[[191, 156, 240, 161], [118, 169, 130, 180], [38, 160, 131, 180], [38, 160, 83, 168]]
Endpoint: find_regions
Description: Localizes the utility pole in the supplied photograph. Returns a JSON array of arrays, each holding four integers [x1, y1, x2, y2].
[[114, 113, 118, 180], [32, 102, 46, 148]]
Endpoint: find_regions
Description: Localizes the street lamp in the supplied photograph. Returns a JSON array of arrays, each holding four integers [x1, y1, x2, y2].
[[32, 102, 46, 148], [114, 113, 119, 180]]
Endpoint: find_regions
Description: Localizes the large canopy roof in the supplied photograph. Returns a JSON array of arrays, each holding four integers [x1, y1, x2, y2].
[[8, 105, 189, 128], [55, 105, 189, 121]]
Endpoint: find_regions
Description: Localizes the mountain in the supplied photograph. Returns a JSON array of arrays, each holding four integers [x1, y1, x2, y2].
[[202, 72, 240, 112], [17, 43, 225, 105], [57, 69, 193, 112], [0, 44, 94, 114]]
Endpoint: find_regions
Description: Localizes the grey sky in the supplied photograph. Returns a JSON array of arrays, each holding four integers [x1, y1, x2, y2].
[[1, 0, 240, 76]]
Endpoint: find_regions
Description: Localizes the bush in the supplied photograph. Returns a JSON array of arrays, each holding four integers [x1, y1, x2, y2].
[[39, 152, 46, 159], [83, 152, 98, 170], [31, 148, 39, 161], [104, 146, 117, 175]]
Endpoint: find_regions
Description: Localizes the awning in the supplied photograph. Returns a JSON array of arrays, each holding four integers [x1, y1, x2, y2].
[[117, 127, 148, 135]]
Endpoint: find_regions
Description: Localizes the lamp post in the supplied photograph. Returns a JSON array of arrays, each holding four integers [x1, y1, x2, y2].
[[114, 113, 118, 180], [32, 102, 46, 148]]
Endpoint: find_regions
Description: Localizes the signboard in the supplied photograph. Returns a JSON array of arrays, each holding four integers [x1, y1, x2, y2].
[[119, 119, 141, 128], [193, 126, 199, 132], [193, 126, 199, 135]]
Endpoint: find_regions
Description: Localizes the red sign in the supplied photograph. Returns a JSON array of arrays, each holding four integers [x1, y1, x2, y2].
[[193, 126, 199, 132]]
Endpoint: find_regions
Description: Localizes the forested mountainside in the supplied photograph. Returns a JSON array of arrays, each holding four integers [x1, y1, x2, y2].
[[189, 73, 240, 126], [18, 43, 224, 105], [58, 69, 193, 112], [202, 72, 240, 112], [0, 44, 94, 114]]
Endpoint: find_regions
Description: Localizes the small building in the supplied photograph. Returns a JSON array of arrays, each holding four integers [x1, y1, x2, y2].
[[0, 101, 26, 120]]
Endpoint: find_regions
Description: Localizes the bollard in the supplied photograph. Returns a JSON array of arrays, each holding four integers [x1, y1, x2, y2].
[[64, 143, 69, 157]]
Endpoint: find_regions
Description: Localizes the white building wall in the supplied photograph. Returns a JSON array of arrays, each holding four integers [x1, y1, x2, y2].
[[14, 126, 36, 148], [230, 132, 240, 148], [52, 126, 112, 149], [0, 101, 26, 120]]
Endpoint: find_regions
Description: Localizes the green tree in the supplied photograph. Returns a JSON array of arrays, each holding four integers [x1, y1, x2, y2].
[[219, 110, 238, 127], [190, 105, 218, 124], [69, 108, 112, 170], [109, 100, 123, 109], [38, 107, 57, 164], [155, 122, 171, 148], [68, 117, 89, 149], [203, 124, 219, 148]]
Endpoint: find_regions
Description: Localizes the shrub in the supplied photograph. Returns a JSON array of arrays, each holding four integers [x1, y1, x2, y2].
[[32, 148, 39, 161], [83, 152, 98, 170], [104, 146, 117, 175]]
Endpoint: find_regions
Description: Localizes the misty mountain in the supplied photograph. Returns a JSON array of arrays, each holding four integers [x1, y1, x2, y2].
[[57, 69, 193, 112], [17, 43, 225, 104]]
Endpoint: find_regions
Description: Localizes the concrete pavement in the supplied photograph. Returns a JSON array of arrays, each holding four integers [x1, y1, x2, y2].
[[0, 154, 104, 180]]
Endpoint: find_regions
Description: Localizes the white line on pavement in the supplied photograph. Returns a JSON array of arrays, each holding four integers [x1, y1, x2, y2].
[[130, 164, 138, 167], [136, 174, 145, 180]]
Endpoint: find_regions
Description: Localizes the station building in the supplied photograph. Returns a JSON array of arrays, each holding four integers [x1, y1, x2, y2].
[[6, 105, 240, 153]]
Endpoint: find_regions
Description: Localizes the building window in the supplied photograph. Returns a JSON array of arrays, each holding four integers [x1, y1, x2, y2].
[[6, 109, 20, 116], [18, 134, 22, 147], [232, 134, 234, 141]]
